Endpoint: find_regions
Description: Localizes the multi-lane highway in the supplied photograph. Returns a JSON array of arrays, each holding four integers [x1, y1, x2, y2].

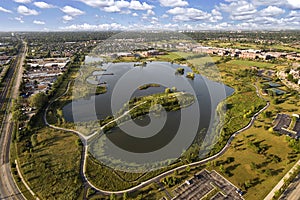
[[0, 37, 27, 200]]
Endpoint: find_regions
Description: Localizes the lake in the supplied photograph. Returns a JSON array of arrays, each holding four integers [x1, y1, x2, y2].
[[63, 61, 234, 169]]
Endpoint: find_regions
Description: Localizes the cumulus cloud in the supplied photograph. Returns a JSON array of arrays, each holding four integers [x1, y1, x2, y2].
[[210, 9, 223, 22], [103, 6, 121, 12], [287, 0, 300, 9], [15, 17, 24, 23], [252, 0, 286, 6], [146, 9, 155, 16], [288, 10, 300, 17], [101, 0, 154, 13], [60, 23, 125, 31], [159, 0, 188, 7], [167, 7, 211, 21], [33, 20, 45, 25], [162, 14, 169, 18], [132, 12, 138, 16], [63, 15, 73, 21], [128, 0, 154, 10], [33, 2, 55, 9], [77, 0, 114, 8], [260, 6, 285, 16], [218, 0, 257, 21], [14, 0, 32, 3], [61, 6, 85, 16], [115, 0, 131, 8], [0, 6, 12, 13], [17, 5, 38, 15]]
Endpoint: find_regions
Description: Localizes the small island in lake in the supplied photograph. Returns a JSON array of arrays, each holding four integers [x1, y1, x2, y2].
[[138, 83, 161, 90]]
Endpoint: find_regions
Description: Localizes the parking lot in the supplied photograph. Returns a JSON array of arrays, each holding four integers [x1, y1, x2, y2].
[[172, 170, 244, 200]]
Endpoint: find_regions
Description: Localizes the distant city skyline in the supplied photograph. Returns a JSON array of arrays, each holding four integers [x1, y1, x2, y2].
[[0, 0, 300, 31]]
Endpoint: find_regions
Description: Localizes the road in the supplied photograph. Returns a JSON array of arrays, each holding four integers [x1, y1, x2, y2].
[[0, 38, 27, 200], [279, 172, 300, 200], [264, 159, 300, 200]]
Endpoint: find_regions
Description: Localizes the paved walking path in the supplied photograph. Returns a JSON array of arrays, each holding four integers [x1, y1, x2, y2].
[[43, 83, 271, 195]]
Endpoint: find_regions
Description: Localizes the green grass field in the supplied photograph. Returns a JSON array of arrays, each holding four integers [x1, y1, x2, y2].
[[204, 60, 300, 199], [227, 60, 275, 69], [16, 128, 83, 200], [209, 124, 299, 199]]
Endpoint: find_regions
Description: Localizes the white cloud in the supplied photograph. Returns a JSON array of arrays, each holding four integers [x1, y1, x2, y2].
[[115, 0, 130, 8], [147, 9, 155, 16], [60, 23, 125, 31], [33, 2, 55, 9], [61, 6, 85, 16], [17, 5, 38, 15], [162, 14, 169, 18], [120, 10, 131, 14], [159, 0, 188, 7], [218, 0, 257, 21], [210, 9, 223, 22], [102, 0, 129, 12], [260, 6, 285, 16], [0, 6, 12, 13], [167, 7, 186, 15], [287, 0, 300, 9], [252, 0, 286, 6], [77, 0, 114, 8], [129, 1, 154, 10], [132, 12, 138, 16], [151, 16, 158, 22], [15, 17, 24, 23], [288, 10, 300, 17], [33, 20, 45, 25], [63, 15, 73, 21], [14, 0, 32, 3], [101, 0, 153, 13], [103, 6, 121, 12], [167, 7, 211, 21]]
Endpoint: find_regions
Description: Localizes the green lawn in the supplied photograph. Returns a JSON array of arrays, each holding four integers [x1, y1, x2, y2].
[[206, 71, 300, 200], [159, 51, 221, 65], [209, 124, 299, 200], [227, 60, 275, 68]]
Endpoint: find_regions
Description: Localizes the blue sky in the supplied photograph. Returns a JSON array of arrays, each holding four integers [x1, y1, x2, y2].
[[0, 0, 300, 31]]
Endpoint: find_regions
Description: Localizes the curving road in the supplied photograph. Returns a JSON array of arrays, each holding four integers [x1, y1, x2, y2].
[[0, 39, 27, 200], [43, 83, 270, 195]]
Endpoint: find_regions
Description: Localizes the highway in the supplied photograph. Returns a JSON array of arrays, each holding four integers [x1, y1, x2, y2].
[[0, 37, 27, 200]]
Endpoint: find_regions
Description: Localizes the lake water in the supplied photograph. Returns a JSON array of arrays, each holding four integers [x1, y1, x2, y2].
[[63, 61, 234, 164]]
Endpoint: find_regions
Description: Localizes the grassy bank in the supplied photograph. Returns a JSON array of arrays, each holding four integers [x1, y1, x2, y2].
[[15, 128, 83, 199]]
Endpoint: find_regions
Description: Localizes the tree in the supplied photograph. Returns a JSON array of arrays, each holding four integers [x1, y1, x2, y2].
[[185, 166, 191, 173], [264, 168, 272, 176], [250, 162, 257, 170], [174, 169, 178, 176], [31, 134, 37, 147], [29, 92, 48, 109], [186, 72, 195, 79], [244, 180, 252, 189], [165, 88, 171, 94], [176, 68, 184, 75], [206, 161, 212, 168], [75, 138, 82, 147], [171, 87, 177, 92], [110, 193, 116, 200], [287, 74, 294, 82], [219, 164, 225, 174], [123, 192, 128, 200]]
